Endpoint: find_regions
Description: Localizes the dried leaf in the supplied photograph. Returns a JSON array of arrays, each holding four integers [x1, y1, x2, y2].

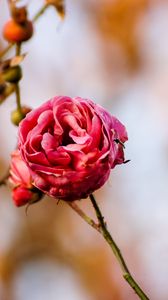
[[10, 54, 26, 66], [46, 0, 65, 18]]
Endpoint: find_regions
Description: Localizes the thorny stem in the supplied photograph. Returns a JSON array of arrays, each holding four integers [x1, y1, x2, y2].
[[68, 201, 100, 232], [0, 4, 49, 59], [69, 195, 150, 300], [89, 194, 129, 273], [89, 194, 150, 300]]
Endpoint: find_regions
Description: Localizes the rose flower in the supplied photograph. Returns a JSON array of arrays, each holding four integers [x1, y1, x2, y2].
[[18, 96, 128, 201], [9, 150, 43, 206]]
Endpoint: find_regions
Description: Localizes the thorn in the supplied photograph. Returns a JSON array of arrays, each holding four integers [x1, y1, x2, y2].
[[123, 159, 131, 164]]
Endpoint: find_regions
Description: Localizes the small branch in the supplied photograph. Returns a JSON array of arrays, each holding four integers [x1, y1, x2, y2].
[[14, 40, 22, 112], [89, 194, 129, 273], [32, 4, 49, 22], [16, 42, 21, 56], [15, 82, 21, 112], [0, 43, 14, 59], [68, 201, 100, 232], [89, 194, 149, 300]]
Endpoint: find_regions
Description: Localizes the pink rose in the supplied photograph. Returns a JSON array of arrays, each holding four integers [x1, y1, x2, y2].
[[18, 96, 128, 201], [9, 150, 43, 206]]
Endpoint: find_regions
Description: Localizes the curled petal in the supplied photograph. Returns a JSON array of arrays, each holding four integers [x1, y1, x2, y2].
[[18, 96, 128, 201]]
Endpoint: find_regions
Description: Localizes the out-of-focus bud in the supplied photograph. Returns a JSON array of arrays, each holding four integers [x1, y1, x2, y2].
[[11, 109, 24, 126], [9, 150, 43, 207], [12, 186, 33, 206], [46, 0, 65, 18], [2, 65, 22, 83], [12, 186, 43, 207], [11, 106, 31, 126]]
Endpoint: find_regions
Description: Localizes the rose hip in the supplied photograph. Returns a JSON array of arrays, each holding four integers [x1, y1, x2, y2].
[[3, 19, 33, 43]]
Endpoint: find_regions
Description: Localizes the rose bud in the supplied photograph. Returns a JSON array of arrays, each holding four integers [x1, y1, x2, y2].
[[18, 96, 128, 201], [9, 150, 43, 206], [12, 186, 42, 207], [3, 19, 33, 43]]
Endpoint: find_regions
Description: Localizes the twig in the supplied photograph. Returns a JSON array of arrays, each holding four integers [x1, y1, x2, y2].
[[32, 4, 49, 22], [68, 201, 101, 232], [15, 83, 21, 112], [16, 42, 21, 56], [14, 42, 22, 113], [68, 195, 150, 300], [0, 43, 14, 59], [89, 194, 150, 300]]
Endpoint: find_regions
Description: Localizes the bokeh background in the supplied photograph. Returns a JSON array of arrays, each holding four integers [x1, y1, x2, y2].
[[0, 0, 168, 299]]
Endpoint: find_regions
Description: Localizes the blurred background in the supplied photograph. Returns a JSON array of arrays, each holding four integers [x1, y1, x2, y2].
[[0, 0, 168, 299]]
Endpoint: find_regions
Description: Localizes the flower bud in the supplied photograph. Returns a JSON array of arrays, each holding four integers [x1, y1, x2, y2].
[[11, 109, 24, 126], [2, 65, 22, 83], [12, 186, 43, 207], [3, 19, 33, 43], [9, 149, 43, 207], [12, 186, 33, 206], [11, 106, 31, 126]]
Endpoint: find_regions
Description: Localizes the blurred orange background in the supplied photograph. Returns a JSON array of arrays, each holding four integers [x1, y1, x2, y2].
[[0, 0, 168, 299]]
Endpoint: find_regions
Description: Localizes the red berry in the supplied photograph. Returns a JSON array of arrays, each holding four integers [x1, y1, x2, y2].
[[3, 19, 33, 43]]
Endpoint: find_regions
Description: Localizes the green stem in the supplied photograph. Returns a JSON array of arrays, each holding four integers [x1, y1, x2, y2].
[[16, 42, 21, 56], [32, 4, 49, 22], [89, 194, 149, 300], [68, 201, 100, 232], [15, 83, 21, 112], [0, 43, 14, 58], [14, 41, 22, 112]]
